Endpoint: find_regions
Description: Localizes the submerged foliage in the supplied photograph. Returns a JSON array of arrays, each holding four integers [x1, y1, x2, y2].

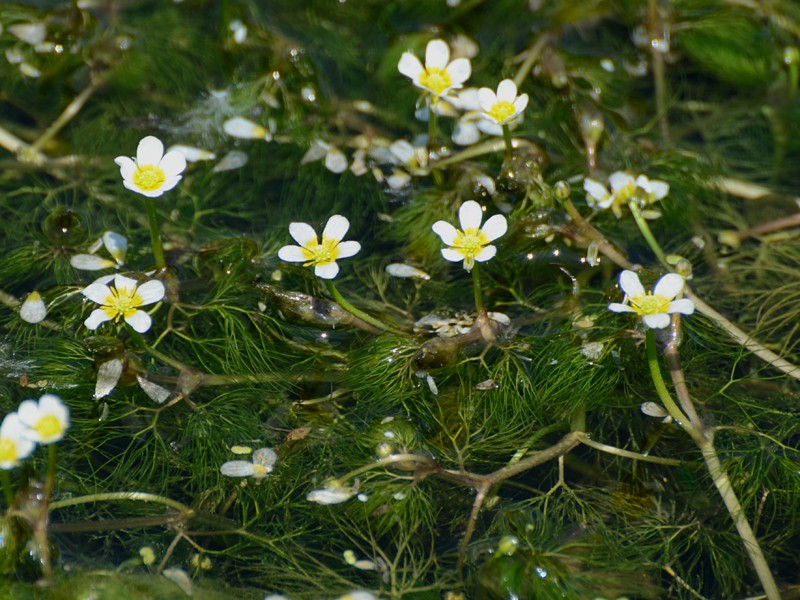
[[1, 0, 800, 599]]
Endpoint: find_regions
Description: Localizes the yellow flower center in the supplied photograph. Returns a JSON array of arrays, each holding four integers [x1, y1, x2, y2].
[[452, 227, 489, 270], [132, 164, 166, 192], [629, 293, 671, 316], [102, 285, 144, 321], [301, 236, 340, 267], [252, 463, 269, 476], [419, 67, 452, 96], [488, 101, 516, 124], [0, 438, 18, 463], [35, 415, 62, 439]]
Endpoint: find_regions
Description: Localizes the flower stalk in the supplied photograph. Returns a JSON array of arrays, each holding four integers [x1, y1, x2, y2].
[[324, 279, 398, 333], [145, 197, 167, 270], [628, 200, 668, 267]]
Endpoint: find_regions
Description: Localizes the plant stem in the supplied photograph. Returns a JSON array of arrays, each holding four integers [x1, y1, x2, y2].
[[50, 491, 194, 517], [648, 0, 670, 143], [44, 443, 57, 503], [501, 124, 513, 163], [645, 330, 697, 437], [471, 264, 484, 314], [145, 197, 167, 270], [645, 329, 781, 599], [323, 279, 398, 333], [628, 200, 668, 267], [427, 96, 437, 150]]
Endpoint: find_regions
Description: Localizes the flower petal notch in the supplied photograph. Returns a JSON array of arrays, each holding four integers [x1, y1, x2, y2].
[[398, 38, 471, 97], [17, 394, 70, 445], [432, 200, 508, 271], [115, 136, 187, 198], [278, 215, 361, 279], [608, 270, 694, 329], [82, 273, 166, 333], [478, 79, 529, 125]]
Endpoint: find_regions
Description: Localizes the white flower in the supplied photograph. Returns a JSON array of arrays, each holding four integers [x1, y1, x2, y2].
[[608, 270, 695, 329], [223, 117, 272, 141], [0, 413, 37, 469], [398, 39, 471, 97], [220, 447, 277, 479], [71, 231, 128, 271], [82, 273, 165, 333], [583, 172, 669, 218], [335, 591, 376, 600], [432, 200, 508, 271], [20, 291, 47, 324], [17, 394, 69, 445], [478, 79, 529, 125], [115, 136, 187, 198], [9, 23, 47, 45], [277, 215, 361, 279]]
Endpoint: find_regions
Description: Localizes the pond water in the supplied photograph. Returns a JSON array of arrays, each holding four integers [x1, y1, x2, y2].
[[1, 1, 799, 598]]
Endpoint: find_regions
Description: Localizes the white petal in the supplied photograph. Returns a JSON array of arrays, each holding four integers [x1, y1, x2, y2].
[[653, 273, 684, 299], [95, 359, 124, 400], [481, 214, 508, 241], [445, 58, 471, 86], [39, 394, 68, 422], [136, 280, 166, 305], [220, 460, 256, 477], [16, 400, 39, 427], [441, 248, 465, 263], [157, 175, 182, 194], [136, 136, 164, 166], [137, 376, 171, 404], [102, 232, 128, 264], [288, 222, 317, 246], [125, 310, 152, 333], [425, 39, 450, 70], [324, 148, 348, 174], [159, 150, 187, 179], [223, 117, 266, 139], [607, 302, 635, 313], [336, 241, 361, 259], [9, 23, 47, 45], [166, 145, 215, 162], [458, 200, 484, 231], [82, 281, 113, 304], [85, 308, 112, 330], [432, 220, 459, 245], [301, 140, 328, 164], [322, 215, 350, 242], [278, 245, 308, 263], [397, 52, 424, 81], [386, 170, 412, 189], [212, 150, 249, 172], [618, 270, 645, 297], [513, 94, 529, 114], [478, 88, 498, 113], [583, 178, 609, 202], [385, 263, 430, 280], [314, 262, 340, 279], [122, 178, 156, 197], [668, 298, 695, 315], [306, 487, 354, 504], [389, 139, 415, 164], [642, 313, 670, 329], [609, 171, 634, 192], [114, 156, 136, 180], [20, 291, 47, 323], [649, 180, 669, 199], [114, 274, 139, 293], [252, 447, 278, 470], [496, 79, 517, 103], [474, 245, 497, 262], [452, 121, 481, 146]]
